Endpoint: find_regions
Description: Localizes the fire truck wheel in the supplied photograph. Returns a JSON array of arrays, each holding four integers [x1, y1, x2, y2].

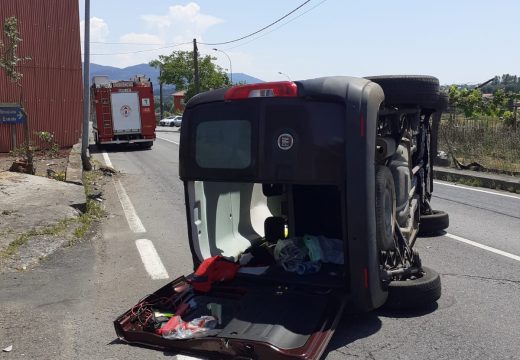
[[384, 266, 441, 310]]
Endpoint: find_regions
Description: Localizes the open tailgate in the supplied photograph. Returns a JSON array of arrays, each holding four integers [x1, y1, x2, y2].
[[114, 275, 345, 360]]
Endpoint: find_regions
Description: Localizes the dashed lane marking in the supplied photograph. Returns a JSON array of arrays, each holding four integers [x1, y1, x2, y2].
[[135, 239, 169, 280], [446, 233, 520, 262], [434, 181, 520, 200]]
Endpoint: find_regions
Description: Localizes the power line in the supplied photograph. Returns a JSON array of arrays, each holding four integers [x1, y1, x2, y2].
[[89, 42, 192, 56], [88, 0, 320, 56], [224, 0, 329, 51], [91, 41, 182, 46], [198, 0, 313, 46]]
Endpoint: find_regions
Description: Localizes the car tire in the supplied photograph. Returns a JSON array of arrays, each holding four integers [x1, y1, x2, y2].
[[365, 75, 440, 108], [419, 210, 449, 236], [375, 165, 397, 251], [384, 266, 441, 310], [435, 93, 449, 112]]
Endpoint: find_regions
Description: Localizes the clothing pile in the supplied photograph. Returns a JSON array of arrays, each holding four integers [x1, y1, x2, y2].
[[274, 235, 344, 275]]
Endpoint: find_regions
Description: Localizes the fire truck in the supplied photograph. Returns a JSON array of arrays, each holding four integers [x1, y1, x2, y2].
[[91, 75, 156, 148]]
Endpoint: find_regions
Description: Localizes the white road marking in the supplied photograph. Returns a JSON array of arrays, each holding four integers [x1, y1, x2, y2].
[[102, 151, 114, 168], [157, 136, 179, 145], [434, 180, 520, 200], [446, 233, 520, 262], [135, 239, 169, 280], [176, 356, 205, 360], [114, 179, 146, 233], [102, 147, 167, 280]]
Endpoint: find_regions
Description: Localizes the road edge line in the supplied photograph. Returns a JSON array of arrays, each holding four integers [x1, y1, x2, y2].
[[445, 233, 520, 262], [156, 136, 179, 145], [102, 151, 114, 168], [114, 179, 146, 234], [434, 180, 520, 200]]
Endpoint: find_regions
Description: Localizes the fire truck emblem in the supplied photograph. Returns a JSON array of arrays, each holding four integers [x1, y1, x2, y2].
[[277, 133, 294, 150], [120, 105, 131, 117]]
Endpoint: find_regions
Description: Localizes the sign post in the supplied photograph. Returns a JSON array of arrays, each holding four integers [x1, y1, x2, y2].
[[0, 104, 26, 150]]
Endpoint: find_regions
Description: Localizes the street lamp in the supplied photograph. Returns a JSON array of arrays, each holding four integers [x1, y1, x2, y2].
[[213, 48, 232, 84], [278, 71, 291, 81]]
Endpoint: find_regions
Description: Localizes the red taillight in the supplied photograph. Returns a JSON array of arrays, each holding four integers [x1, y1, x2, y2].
[[224, 81, 297, 100]]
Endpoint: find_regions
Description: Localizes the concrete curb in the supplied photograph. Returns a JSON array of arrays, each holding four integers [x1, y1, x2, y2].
[[65, 142, 83, 185], [433, 167, 520, 193]]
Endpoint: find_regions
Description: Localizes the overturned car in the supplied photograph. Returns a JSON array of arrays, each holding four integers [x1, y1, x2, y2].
[[115, 75, 449, 359]]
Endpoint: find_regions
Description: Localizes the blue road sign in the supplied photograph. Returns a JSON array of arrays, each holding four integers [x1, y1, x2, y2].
[[0, 104, 25, 124]]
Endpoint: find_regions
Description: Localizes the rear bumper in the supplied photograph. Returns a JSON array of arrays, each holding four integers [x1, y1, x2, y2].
[[100, 138, 154, 145]]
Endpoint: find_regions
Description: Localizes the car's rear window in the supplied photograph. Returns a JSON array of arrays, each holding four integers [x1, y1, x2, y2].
[[195, 120, 251, 169]]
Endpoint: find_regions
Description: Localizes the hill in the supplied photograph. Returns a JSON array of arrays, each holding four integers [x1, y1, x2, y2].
[[89, 63, 263, 94], [230, 73, 264, 84]]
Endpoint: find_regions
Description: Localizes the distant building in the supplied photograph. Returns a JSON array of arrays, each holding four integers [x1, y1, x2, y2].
[[0, 0, 83, 152], [172, 91, 186, 113]]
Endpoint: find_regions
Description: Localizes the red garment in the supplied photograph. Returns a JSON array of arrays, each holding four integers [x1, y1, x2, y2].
[[189, 256, 239, 292]]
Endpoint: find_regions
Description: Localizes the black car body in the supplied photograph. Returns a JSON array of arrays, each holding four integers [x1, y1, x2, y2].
[[115, 76, 448, 359]]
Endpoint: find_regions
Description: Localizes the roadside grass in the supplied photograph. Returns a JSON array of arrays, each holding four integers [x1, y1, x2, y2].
[[436, 114, 520, 194], [0, 218, 75, 258], [439, 115, 520, 174], [0, 168, 106, 260], [72, 169, 106, 241]]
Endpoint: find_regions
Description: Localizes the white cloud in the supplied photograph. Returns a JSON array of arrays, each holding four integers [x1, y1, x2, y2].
[[86, 3, 223, 68], [142, 2, 223, 43], [80, 17, 109, 43]]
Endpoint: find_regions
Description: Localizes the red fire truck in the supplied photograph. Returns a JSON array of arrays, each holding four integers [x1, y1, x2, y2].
[[91, 75, 156, 148]]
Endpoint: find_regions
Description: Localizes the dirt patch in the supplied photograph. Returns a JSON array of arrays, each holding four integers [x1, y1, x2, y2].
[[0, 148, 71, 178]]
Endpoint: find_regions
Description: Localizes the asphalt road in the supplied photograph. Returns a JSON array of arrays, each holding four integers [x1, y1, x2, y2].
[[1, 127, 519, 360]]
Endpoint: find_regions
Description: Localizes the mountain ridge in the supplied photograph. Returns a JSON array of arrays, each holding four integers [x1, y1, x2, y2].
[[89, 63, 264, 93]]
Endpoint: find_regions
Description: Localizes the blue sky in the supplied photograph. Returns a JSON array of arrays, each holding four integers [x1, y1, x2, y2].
[[79, 0, 519, 85]]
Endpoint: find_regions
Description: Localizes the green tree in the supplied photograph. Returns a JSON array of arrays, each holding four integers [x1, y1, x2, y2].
[[150, 51, 230, 101], [448, 86, 485, 118], [0, 16, 33, 173], [0, 17, 30, 84]]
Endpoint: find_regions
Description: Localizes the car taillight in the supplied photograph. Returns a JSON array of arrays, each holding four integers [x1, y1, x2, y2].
[[224, 81, 297, 100]]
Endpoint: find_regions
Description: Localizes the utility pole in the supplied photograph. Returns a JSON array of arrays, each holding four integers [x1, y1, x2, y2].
[[159, 65, 163, 120], [193, 38, 200, 94], [81, 0, 92, 170]]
